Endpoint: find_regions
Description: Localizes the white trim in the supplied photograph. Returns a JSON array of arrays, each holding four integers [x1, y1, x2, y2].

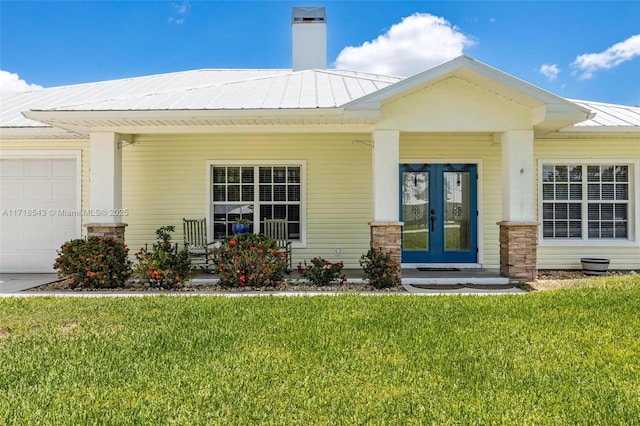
[[399, 158, 484, 264], [204, 160, 307, 248], [537, 158, 639, 246]]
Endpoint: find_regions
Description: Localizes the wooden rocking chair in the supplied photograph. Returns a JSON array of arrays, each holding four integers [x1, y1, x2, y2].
[[263, 219, 293, 272], [183, 218, 216, 270]]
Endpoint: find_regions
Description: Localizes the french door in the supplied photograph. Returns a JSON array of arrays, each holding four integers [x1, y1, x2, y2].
[[400, 164, 478, 263]]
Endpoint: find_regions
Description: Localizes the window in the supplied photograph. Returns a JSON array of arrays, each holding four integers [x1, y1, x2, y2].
[[541, 163, 630, 240], [211, 164, 302, 241]]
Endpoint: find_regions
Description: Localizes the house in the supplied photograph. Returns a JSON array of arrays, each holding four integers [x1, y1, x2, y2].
[[1, 7, 639, 279]]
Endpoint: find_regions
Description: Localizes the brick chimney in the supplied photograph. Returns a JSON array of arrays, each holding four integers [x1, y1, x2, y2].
[[292, 6, 326, 71]]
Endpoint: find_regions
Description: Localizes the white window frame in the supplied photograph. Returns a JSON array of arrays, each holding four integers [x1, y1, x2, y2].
[[538, 159, 639, 246], [205, 160, 307, 248]]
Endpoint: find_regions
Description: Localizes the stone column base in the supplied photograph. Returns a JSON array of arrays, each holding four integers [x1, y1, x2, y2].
[[369, 221, 403, 276], [86, 223, 128, 243], [497, 221, 538, 282]]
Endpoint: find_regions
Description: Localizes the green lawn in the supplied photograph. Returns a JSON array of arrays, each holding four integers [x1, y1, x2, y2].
[[1, 276, 639, 425]]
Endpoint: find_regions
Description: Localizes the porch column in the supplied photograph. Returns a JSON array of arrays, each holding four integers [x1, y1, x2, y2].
[[86, 132, 128, 242], [369, 129, 402, 266], [497, 129, 537, 281]]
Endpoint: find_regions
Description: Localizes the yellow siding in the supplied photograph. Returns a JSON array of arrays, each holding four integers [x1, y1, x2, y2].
[[6, 133, 635, 271], [535, 137, 640, 269], [400, 133, 502, 267], [380, 78, 532, 131], [0, 139, 91, 234], [122, 133, 373, 267]]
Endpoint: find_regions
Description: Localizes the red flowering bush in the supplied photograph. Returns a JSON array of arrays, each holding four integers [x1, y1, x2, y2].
[[133, 226, 194, 289], [211, 233, 287, 288], [53, 237, 131, 288], [360, 248, 401, 289], [297, 257, 345, 286]]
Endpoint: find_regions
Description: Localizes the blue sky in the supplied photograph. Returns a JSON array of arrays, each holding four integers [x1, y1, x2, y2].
[[1, 1, 639, 105]]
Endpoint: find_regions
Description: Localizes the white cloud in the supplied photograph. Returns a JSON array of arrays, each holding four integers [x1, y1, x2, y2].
[[334, 13, 475, 76], [169, 1, 189, 25], [0, 70, 43, 93], [571, 34, 640, 80], [539, 64, 560, 81]]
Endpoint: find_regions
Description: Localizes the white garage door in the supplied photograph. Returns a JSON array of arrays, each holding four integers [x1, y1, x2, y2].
[[0, 157, 80, 273]]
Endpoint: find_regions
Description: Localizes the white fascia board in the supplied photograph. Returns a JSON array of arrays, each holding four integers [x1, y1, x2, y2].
[[545, 103, 594, 121], [23, 107, 346, 123], [532, 102, 593, 129], [0, 126, 82, 139]]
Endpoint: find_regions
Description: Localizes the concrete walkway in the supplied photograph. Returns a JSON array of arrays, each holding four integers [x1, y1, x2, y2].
[[0, 269, 525, 296], [0, 273, 59, 293]]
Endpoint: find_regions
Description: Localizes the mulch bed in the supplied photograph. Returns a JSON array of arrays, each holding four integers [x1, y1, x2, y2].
[[28, 277, 405, 293]]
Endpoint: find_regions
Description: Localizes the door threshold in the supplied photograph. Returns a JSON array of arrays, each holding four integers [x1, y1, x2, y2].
[[402, 263, 482, 269]]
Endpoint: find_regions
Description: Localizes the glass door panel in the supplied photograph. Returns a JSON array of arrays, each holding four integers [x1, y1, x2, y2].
[[402, 171, 429, 251], [444, 171, 471, 251]]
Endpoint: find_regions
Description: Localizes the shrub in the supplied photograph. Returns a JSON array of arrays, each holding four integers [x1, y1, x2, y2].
[[211, 233, 288, 287], [360, 248, 401, 289], [53, 237, 131, 288], [297, 257, 346, 286], [133, 226, 194, 289]]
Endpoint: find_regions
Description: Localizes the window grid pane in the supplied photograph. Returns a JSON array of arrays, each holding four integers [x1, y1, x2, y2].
[[213, 165, 302, 240], [543, 163, 629, 240]]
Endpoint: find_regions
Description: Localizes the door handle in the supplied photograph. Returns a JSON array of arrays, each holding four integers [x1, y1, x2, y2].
[[430, 215, 435, 232]]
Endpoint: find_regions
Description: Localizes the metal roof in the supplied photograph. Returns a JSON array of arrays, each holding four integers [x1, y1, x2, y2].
[[0, 69, 401, 128], [568, 100, 640, 128], [1, 62, 639, 138]]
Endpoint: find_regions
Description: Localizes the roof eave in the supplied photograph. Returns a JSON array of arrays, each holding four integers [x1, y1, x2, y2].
[[0, 126, 84, 140], [21, 107, 377, 135]]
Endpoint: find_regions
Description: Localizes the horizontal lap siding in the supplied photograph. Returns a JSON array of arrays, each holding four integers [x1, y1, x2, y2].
[[535, 137, 640, 270], [122, 133, 372, 267], [0, 139, 90, 232], [400, 133, 502, 267]]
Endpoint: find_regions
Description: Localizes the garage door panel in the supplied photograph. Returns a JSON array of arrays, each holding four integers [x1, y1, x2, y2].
[[0, 252, 22, 271], [0, 181, 22, 201], [52, 226, 76, 245], [0, 160, 21, 177], [23, 251, 56, 272], [24, 181, 52, 201], [0, 227, 22, 250], [1, 214, 24, 231], [55, 214, 78, 229], [23, 159, 49, 177], [52, 180, 76, 200], [24, 215, 52, 231], [52, 159, 76, 177]]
